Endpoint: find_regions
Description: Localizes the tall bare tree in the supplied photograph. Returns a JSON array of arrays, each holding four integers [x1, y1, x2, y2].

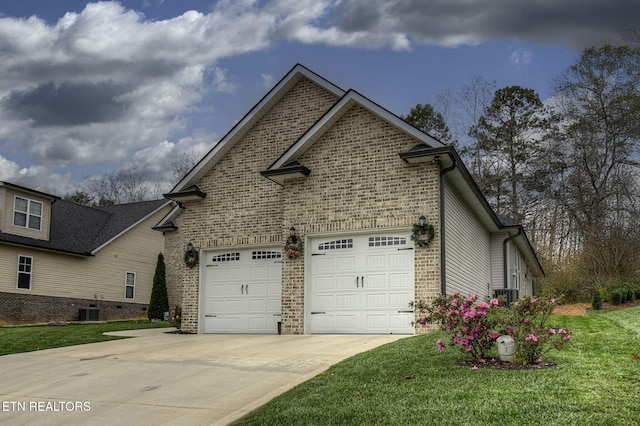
[[468, 86, 549, 223]]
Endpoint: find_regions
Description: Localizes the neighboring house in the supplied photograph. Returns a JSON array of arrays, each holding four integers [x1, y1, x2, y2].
[[157, 64, 544, 335], [0, 181, 172, 324]]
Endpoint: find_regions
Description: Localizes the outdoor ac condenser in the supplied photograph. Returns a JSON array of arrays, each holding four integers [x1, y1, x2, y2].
[[79, 308, 99, 321], [493, 289, 519, 307]]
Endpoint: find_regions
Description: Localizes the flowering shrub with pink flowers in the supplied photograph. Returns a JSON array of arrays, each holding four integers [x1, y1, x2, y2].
[[412, 293, 571, 366], [411, 292, 502, 361], [498, 295, 571, 365]]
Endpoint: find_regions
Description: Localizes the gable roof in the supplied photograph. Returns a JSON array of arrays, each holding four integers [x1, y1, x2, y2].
[[0, 185, 170, 256], [264, 89, 445, 176], [160, 64, 543, 276], [167, 64, 345, 195], [398, 144, 544, 276]]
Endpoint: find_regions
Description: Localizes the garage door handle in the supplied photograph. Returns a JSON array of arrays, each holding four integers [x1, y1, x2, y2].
[[241, 285, 244, 294], [205, 315, 217, 318], [397, 247, 414, 251], [356, 276, 359, 287], [311, 253, 326, 256], [310, 311, 326, 315], [398, 310, 414, 313]]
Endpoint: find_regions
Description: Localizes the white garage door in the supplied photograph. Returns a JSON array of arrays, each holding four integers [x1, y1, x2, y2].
[[202, 248, 282, 333], [308, 233, 415, 334]]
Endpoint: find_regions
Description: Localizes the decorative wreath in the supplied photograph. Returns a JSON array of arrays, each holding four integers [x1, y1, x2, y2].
[[284, 236, 304, 259], [411, 222, 435, 248], [184, 247, 199, 268]]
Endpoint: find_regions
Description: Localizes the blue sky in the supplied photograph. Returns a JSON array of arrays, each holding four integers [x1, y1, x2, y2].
[[0, 0, 637, 196]]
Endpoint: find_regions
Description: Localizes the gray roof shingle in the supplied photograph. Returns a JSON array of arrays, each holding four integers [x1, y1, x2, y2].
[[0, 196, 169, 256]]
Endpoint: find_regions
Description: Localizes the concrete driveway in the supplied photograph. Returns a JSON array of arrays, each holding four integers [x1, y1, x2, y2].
[[0, 328, 406, 425]]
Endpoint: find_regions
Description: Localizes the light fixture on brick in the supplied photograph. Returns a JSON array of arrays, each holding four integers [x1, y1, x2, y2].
[[411, 215, 435, 248], [285, 226, 303, 259], [184, 241, 199, 268]]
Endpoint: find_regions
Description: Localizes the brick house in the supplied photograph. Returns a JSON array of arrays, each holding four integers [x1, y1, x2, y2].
[[157, 64, 543, 335], [0, 181, 172, 324]]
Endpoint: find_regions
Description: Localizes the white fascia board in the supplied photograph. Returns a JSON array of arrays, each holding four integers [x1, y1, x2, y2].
[[153, 203, 182, 229], [170, 64, 345, 193], [91, 200, 172, 255]]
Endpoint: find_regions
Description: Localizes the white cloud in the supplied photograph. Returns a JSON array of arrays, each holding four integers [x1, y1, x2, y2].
[[0, 156, 20, 181], [510, 48, 534, 66], [0, 0, 636, 193]]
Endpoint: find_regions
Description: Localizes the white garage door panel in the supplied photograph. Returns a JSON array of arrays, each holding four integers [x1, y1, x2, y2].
[[309, 234, 415, 334], [203, 248, 282, 334]]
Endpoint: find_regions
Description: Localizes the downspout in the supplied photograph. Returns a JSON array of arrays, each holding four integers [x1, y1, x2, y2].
[[502, 227, 522, 289], [438, 155, 457, 296]]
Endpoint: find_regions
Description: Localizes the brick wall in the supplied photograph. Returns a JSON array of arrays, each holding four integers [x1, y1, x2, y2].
[[165, 77, 443, 335], [282, 104, 442, 334], [0, 291, 149, 325], [165, 77, 339, 333]]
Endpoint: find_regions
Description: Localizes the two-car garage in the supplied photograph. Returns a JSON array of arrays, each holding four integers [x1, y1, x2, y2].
[[200, 233, 415, 335]]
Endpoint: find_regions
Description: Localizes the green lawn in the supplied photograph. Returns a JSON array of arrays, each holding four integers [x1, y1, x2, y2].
[[235, 307, 640, 426], [0, 320, 172, 356]]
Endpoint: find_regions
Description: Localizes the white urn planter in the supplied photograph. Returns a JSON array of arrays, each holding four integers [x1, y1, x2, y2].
[[496, 335, 515, 362]]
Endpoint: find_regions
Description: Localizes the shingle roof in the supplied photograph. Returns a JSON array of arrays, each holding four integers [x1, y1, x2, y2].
[[0, 197, 170, 256]]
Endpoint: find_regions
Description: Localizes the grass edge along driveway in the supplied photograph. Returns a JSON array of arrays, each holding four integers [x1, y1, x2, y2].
[[0, 320, 172, 356], [235, 307, 640, 426]]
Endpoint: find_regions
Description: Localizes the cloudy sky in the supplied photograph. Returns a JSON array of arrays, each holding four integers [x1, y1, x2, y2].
[[0, 0, 637, 196]]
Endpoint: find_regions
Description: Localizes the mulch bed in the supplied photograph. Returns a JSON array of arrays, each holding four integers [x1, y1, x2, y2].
[[457, 359, 557, 370]]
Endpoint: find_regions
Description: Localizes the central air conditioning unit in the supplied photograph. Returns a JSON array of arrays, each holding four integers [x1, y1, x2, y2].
[[493, 289, 519, 307], [79, 308, 99, 321]]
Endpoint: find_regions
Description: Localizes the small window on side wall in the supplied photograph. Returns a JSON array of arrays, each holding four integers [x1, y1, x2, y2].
[[125, 272, 135, 299], [17, 256, 33, 290]]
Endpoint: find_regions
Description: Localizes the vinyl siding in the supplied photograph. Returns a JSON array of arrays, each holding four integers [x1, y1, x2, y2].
[[507, 240, 533, 296], [490, 233, 507, 290], [0, 187, 52, 241], [443, 179, 491, 298], [0, 206, 170, 303]]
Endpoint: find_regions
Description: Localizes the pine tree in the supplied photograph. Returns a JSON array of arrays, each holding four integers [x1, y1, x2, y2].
[[148, 253, 169, 320]]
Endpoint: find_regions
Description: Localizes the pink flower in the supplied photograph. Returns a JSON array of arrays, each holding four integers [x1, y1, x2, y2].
[[531, 298, 536, 303], [549, 328, 556, 334], [452, 299, 458, 307], [563, 335, 572, 341], [490, 299, 499, 306], [436, 339, 445, 353], [558, 328, 567, 334], [452, 291, 459, 296], [490, 333, 500, 339], [524, 318, 529, 323], [476, 301, 490, 309], [471, 366, 478, 370], [525, 334, 538, 342], [551, 298, 556, 303], [464, 310, 476, 319]]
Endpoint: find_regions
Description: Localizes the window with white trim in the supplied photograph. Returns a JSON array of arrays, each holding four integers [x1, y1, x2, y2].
[[318, 239, 353, 250], [13, 196, 42, 230], [212, 252, 240, 262], [252, 251, 282, 260], [368, 236, 407, 247], [125, 272, 135, 299], [17, 256, 33, 290]]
